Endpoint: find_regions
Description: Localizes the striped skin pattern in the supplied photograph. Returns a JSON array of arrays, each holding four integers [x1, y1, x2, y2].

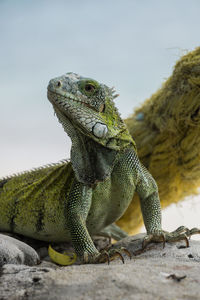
[[0, 161, 74, 241], [0, 73, 198, 264]]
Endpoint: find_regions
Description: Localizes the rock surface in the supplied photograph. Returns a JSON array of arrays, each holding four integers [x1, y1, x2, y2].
[[0, 234, 39, 266], [0, 234, 200, 300]]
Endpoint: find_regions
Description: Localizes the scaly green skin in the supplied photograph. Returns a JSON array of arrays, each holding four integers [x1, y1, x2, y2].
[[0, 73, 198, 263]]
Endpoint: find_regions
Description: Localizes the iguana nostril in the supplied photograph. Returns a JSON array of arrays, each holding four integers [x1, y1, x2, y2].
[[57, 81, 62, 87]]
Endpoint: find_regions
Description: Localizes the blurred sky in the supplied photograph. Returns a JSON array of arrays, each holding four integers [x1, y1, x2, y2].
[[0, 0, 200, 234]]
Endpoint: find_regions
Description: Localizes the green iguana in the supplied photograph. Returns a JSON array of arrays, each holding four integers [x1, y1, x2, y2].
[[0, 73, 199, 264]]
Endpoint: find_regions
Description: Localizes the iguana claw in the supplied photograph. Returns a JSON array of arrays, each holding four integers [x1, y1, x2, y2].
[[98, 247, 131, 264], [142, 226, 200, 249], [83, 247, 131, 264]]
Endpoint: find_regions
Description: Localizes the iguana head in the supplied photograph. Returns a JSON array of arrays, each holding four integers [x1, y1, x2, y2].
[[47, 72, 135, 151], [47, 73, 135, 185]]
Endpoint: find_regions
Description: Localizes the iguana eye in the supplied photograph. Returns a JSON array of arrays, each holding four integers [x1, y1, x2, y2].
[[85, 83, 95, 92], [57, 81, 62, 87]]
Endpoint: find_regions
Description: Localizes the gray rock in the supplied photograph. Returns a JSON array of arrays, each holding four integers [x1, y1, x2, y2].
[[0, 234, 200, 300], [0, 234, 40, 266]]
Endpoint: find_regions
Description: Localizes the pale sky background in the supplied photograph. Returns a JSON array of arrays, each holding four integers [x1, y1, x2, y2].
[[0, 0, 200, 237]]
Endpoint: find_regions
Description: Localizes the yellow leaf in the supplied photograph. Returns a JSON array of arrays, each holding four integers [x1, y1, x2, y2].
[[48, 245, 77, 266]]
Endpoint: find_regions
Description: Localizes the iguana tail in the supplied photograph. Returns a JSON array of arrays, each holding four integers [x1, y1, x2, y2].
[[118, 47, 200, 234]]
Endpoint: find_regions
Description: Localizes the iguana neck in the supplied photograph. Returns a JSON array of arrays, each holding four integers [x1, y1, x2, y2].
[[54, 105, 121, 185]]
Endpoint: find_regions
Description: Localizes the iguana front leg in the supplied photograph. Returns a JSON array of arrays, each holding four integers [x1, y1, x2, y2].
[[134, 152, 199, 246], [67, 179, 130, 264], [66, 179, 100, 263], [136, 162, 162, 236]]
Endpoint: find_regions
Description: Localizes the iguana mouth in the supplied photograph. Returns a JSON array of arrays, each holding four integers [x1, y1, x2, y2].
[[47, 90, 98, 112], [48, 90, 84, 105]]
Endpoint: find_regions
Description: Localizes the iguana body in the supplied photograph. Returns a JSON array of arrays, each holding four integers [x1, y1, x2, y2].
[[0, 154, 136, 243], [0, 73, 198, 263]]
